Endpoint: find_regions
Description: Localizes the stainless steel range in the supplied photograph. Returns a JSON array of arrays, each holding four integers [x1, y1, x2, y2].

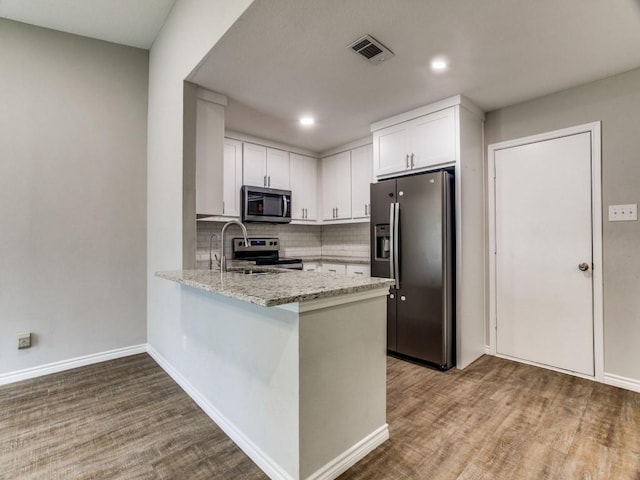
[[232, 237, 303, 270]]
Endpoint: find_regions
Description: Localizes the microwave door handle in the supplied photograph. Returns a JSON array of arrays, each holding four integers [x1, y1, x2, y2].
[[283, 195, 288, 218]]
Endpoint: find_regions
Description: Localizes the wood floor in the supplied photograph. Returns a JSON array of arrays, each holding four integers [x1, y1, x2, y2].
[[1, 354, 639, 480]]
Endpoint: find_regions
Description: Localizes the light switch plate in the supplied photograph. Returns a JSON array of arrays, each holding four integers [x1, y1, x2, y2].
[[608, 204, 637, 222]]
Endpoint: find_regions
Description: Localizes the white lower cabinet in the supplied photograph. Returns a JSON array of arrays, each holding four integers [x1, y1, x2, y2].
[[302, 262, 319, 272], [315, 263, 370, 277], [346, 264, 371, 277], [321, 262, 347, 277], [321, 263, 347, 276]]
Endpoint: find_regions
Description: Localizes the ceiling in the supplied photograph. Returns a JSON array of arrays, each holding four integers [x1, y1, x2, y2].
[[3, 0, 640, 154], [0, 0, 175, 49], [191, 0, 640, 154]]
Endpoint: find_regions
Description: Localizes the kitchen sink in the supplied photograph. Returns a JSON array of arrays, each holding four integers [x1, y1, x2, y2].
[[228, 267, 288, 276]]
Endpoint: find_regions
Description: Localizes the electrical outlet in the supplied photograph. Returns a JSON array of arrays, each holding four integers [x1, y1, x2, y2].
[[608, 204, 637, 221], [18, 333, 31, 349]]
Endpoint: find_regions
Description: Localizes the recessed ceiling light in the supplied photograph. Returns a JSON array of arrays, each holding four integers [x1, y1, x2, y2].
[[431, 58, 449, 72], [299, 116, 315, 126]]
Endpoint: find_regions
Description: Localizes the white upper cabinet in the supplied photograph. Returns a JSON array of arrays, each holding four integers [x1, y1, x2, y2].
[[350, 144, 373, 219], [373, 106, 456, 178], [321, 151, 351, 221], [266, 147, 290, 190], [411, 108, 456, 169], [242, 142, 267, 187], [222, 138, 243, 217], [195, 96, 225, 216], [290, 153, 318, 221], [242, 143, 290, 189], [374, 122, 412, 177]]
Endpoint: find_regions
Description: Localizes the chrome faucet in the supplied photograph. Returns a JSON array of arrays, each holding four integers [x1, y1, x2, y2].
[[208, 233, 220, 270], [220, 219, 249, 272]]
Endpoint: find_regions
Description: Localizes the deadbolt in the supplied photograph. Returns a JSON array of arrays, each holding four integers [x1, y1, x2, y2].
[[578, 262, 589, 272]]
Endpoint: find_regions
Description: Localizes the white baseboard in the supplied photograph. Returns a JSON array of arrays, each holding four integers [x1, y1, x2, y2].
[[604, 372, 640, 394], [306, 424, 389, 480], [146, 345, 295, 480], [485, 345, 491, 354], [0, 344, 147, 386]]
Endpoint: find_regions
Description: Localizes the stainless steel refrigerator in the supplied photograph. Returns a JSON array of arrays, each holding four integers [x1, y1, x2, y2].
[[370, 170, 454, 370]]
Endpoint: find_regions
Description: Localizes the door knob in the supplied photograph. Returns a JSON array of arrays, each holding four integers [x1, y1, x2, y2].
[[578, 262, 590, 271]]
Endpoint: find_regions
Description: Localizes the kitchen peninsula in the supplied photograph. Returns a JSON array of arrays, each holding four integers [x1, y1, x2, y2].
[[156, 268, 394, 480]]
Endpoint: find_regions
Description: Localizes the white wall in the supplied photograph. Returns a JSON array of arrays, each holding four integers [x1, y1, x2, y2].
[[0, 19, 148, 375], [146, 0, 253, 392], [484, 67, 640, 382]]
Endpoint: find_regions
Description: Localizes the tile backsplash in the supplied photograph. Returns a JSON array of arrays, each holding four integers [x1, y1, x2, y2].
[[196, 221, 369, 269], [321, 223, 369, 258]]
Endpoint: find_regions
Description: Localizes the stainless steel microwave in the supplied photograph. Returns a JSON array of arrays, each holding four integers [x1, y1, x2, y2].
[[241, 185, 292, 223]]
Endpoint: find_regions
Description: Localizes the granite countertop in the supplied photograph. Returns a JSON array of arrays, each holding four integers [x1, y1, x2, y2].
[[156, 267, 394, 307]]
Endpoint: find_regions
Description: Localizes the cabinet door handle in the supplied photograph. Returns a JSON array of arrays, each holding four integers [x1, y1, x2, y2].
[[365, 204, 368, 215], [304, 208, 307, 219], [335, 207, 338, 218], [410, 153, 415, 168], [268, 176, 271, 187], [354, 271, 363, 276], [263, 175, 267, 187], [222, 201, 225, 214], [406, 154, 410, 169]]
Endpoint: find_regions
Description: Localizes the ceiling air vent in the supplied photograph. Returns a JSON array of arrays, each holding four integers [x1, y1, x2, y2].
[[348, 34, 394, 64]]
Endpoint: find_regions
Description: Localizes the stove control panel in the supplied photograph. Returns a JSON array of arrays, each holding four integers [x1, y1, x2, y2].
[[233, 237, 280, 252]]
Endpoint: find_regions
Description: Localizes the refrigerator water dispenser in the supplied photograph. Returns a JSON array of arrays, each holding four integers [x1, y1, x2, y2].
[[374, 225, 391, 260]]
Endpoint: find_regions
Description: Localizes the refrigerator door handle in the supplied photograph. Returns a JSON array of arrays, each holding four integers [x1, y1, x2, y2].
[[389, 203, 395, 281], [393, 202, 400, 288]]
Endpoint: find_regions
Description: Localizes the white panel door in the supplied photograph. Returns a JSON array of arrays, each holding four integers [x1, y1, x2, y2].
[[495, 132, 594, 375]]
